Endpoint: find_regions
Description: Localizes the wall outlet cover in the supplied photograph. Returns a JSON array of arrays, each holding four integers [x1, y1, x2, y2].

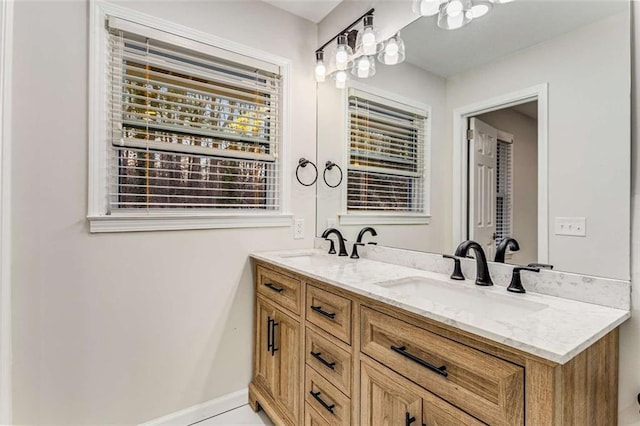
[[294, 218, 304, 239]]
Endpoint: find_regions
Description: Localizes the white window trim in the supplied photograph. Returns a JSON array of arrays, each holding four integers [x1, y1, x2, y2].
[[339, 80, 431, 226], [88, 1, 293, 233]]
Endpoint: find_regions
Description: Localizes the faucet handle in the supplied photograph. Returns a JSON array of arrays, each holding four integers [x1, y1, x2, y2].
[[325, 238, 336, 254], [527, 263, 554, 270], [350, 243, 365, 259], [443, 254, 465, 281], [507, 266, 540, 293]]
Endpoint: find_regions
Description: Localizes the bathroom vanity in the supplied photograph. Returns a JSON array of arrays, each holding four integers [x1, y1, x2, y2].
[[248, 248, 629, 426]]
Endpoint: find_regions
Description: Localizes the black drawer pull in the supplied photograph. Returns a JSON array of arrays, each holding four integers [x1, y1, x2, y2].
[[310, 351, 336, 370], [309, 390, 335, 414], [264, 282, 284, 293], [391, 345, 448, 377], [310, 305, 336, 319], [271, 321, 279, 356], [405, 412, 416, 426]]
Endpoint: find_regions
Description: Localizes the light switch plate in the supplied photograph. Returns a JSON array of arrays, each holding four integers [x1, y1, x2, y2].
[[294, 218, 304, 239], [554, 217, 587, 237]]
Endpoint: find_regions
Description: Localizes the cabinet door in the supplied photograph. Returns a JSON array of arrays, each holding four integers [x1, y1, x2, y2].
[[361, 357, 422, 426], [423, 391, 486, 426], [273, 308, 301, 425], [254, 297, 276, 394]]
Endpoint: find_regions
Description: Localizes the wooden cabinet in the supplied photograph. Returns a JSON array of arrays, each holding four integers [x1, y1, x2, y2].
[[250, 260, 620, 426]]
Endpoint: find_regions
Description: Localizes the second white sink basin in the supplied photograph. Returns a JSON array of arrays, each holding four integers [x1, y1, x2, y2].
[[374, 276, 548, 321], [277, 250, 354, 268]]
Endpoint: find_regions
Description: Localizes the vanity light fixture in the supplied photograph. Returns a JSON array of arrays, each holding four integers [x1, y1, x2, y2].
[[314, 8, 406, 89], [416, 0, 505, 30]]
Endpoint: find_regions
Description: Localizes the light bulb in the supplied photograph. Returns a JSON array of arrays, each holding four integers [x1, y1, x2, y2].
[[470, 4, 489, 18], [357, 57, 371, 78], [315, 60, 326, 82], [447, 11, 464, 29], [419, 0, 441, 16], [447, 0, 463, 16], [336, 47, 348, 70], [361, 28, 377, 55], [335, 70, 347, 89], [385, 39, 399, 56], [384, 52, 399, 65]]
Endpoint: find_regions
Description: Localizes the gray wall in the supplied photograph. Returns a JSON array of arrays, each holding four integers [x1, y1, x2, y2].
[[10, 1, 316, 423]]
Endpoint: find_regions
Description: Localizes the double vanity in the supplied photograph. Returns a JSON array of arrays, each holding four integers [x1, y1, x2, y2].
[[248, 244, 630, 425]]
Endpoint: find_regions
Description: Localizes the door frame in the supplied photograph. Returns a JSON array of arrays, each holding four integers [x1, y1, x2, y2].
[[452, 83, 549, 263], [0, 0, 13, 422]]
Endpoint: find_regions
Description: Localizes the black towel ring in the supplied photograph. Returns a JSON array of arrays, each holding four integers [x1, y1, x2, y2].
[[323, 161, 343, 188], [295, 158, 318, 187]]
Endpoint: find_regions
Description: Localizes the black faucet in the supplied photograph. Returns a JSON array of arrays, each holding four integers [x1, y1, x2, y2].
[[356, 227, 378, 245], [507, 266, 540, 293], [494, 237, 520, 263], [442, 254, 465, 280], [454, 240, 493, 286], [321, 228, 348, 256]]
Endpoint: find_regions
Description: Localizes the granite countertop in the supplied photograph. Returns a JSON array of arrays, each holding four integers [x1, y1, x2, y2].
[[251, 248, 630, 364]]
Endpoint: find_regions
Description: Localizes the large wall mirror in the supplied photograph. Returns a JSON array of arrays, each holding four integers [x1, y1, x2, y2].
[[315, 1, 630, 280]]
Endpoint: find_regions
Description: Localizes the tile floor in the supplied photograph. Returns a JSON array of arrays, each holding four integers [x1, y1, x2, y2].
[[193, 404, 273, 426]]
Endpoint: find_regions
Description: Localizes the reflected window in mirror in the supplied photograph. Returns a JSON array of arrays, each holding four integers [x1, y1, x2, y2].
[[347, 88, 429, 217], [495, 138, 513, 247]]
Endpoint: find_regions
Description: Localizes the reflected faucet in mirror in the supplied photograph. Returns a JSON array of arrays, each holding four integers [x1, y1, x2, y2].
[[356, 227, 378, 245], [494, 237, 520, 263], [455, 240, 493, 286], [321, 228, 348, 256]]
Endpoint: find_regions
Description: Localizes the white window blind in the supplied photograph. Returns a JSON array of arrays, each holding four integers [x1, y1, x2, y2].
[[496, 140, 513, 243], [107, 20, 281, 212], [347, 90, 426, 213]]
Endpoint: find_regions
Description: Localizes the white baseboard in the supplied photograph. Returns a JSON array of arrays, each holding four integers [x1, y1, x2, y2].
[[139, 388, 249, 426]]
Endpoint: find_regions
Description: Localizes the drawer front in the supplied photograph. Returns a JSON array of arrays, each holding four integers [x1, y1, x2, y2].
[[306, 285, 351, 344], [423, 391, 486, 426], [257, 266, 301, 315], [305, 328, 352, 396], [304, 403, 331, 426], [360, 307, 524, 426], [305, 366, 351, 426]]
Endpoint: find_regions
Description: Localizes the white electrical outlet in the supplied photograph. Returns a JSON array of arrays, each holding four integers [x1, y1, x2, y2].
[[327, 218, 337, 228], [294, 218, 304, 239], [554, 217, 587, 237]]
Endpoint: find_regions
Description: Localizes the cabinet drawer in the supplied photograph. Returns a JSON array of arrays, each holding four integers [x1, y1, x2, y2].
[[305, 366, 351, 426], [306, 285, 351, 344], [361, 307, 524, 426], [304, 403, 331, 426], [305, 328, 352, 396], [257, 266, 301, 315]]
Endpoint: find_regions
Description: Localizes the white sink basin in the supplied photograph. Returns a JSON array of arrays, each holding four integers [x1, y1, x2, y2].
[[374, 276, 548, 320]]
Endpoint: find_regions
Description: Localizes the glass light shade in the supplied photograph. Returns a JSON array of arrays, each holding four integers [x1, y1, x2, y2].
[[361, 28, 377, 55], [351, 56, 376, 79], [334, 34, 353, 71], [335, 70, 348, 89], [377, 34, 405, 65], [315, 60, 326, 82], [470, 1, 492, 18], [437, 0, 472, 30], [414, 0, 443, 16]]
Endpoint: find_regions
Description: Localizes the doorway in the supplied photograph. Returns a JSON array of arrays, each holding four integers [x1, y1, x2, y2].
[[452, 84, 548, 264], [467, 101, 538, 264]]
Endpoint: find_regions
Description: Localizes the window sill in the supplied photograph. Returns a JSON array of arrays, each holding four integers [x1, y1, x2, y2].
[[339, 213, 431, 226], [88, 213, 293, 233]]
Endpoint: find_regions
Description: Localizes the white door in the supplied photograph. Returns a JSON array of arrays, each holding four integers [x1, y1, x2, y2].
[[469, 118, 497, 260]]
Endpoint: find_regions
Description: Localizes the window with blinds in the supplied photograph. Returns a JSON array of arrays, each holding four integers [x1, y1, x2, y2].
[[496, 140, 513, 244], [347, 90, 426, 213], [107, 19, 281, 212]]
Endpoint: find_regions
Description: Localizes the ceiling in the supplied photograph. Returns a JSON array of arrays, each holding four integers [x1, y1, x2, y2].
[[262, 0, 345, 23], [402, 1, 628, 77]]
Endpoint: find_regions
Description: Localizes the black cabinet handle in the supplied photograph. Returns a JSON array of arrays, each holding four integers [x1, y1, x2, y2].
[[264, 282, 284, 293], [309, 391, 335, 414], [310, 351, 336, 370], [405, 412, 416, 426], [391, 345, 448, 377], [266, 317, 273, 353], [310, 305, 336, 319], [271, 321, 279, 356]]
